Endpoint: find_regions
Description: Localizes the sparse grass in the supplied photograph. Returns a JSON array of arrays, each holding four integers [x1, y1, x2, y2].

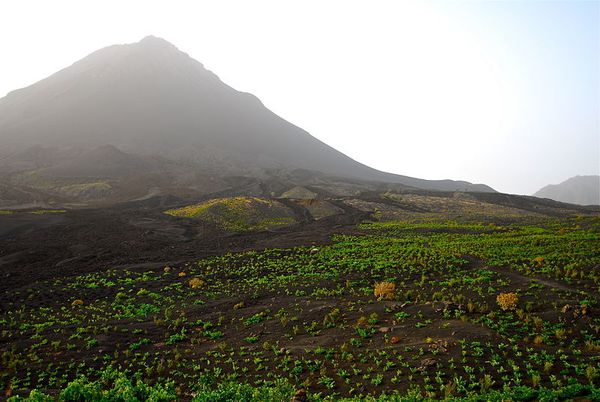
[[28, 209, 66, 214], [0, 209, 66, 215], [164, 196, 296, 231], [13, 171, 111, 199]]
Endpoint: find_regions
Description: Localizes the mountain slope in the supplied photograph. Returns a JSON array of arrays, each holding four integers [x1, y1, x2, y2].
[[41, 145, 162, 179], [534, 175, 600, 206], [0, 36, 494, 193]]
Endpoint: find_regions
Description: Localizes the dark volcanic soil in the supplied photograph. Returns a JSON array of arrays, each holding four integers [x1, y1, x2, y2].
[[0, 199, 369, 295], [0, 192, 599, 400], [1, 191, 597, 296]]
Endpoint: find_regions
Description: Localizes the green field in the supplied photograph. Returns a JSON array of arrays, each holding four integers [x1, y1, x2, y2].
[[3, 217, 600, 401]]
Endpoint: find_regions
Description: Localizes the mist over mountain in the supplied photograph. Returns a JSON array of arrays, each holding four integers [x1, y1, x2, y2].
[[0, 36, 494, 205], [534, 175, 600, 206]]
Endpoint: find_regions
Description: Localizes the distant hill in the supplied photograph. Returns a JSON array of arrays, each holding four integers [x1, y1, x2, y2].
[[0, 36, 494, 204], [534, 175, 600, 206]]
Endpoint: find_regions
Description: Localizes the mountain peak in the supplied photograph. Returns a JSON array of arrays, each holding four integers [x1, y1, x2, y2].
[[0, 37, 496, 194], [133, 35, 181, 58], [138, 35, 175, 47]]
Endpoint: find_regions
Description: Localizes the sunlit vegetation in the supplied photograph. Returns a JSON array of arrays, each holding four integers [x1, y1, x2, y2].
[[164, 196, 296, 231], [27, 209, 66, 215], [496, 292, 519, 311], [2, 216, 599, 400], [188, 278, 204, 289], [374, 281, 396, 300]]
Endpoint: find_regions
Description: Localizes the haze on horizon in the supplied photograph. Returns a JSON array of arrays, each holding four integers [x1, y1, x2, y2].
[[0, 0, 598, 195]]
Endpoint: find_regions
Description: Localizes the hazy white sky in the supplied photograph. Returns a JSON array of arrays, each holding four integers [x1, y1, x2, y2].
[[0, 0, 598, 194]]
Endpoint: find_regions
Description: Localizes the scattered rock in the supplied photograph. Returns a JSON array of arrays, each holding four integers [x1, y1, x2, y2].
[[418, 358, 437, 371], [387, 302, 411, 311], [428, 339, 449, 353], [561, 304, 589, 321]]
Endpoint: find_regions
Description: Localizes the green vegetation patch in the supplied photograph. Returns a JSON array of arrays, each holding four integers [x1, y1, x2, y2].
[[0, 209, 67, 215], [28, 209, 66, 215], [9, 373, 600, 401], [13, 171, 112, 199], [164, 196, 296, 231]]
